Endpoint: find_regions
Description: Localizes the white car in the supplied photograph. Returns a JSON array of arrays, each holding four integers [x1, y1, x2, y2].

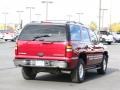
[[0, 32, 3, 39], [112, 32, 120, 43], [3, 30, 16, 41], [99, 31, 114, 45]]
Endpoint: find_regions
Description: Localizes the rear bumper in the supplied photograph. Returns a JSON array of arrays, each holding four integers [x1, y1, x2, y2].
[[14, 59, 68, 69]]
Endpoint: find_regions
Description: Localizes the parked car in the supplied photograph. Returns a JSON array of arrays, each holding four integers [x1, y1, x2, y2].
[[14, 22, 108, 83], [112, 32, 120, 43], [2, 30, 16, 41], [99, 30, 114, 45], [0, 32, 4, 39]]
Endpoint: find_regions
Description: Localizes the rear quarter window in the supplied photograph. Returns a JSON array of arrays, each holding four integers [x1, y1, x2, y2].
[[81, 27, 90, 42], [70, 25, 81, 41]]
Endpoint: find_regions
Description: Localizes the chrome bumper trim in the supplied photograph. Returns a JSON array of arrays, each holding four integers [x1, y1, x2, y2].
[[14, 59, 67, 68]]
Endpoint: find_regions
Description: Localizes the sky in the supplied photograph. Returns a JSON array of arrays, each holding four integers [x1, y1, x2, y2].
[[0, 0, 119, 27]]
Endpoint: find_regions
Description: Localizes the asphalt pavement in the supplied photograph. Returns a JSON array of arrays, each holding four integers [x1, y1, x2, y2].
[[0, 42, 120, 90]]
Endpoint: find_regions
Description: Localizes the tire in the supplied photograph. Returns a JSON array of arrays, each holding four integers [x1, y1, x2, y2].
[[107, 42, 111, 45], [11, 39, 15, 42], [71, 59, 85, 83], [97, 55, 108, 74], [5, 39, 7, 41], [22, 67, 37, 80]]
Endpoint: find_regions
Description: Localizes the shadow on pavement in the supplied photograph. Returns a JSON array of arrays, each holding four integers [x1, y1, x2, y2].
[[36, 73, 71, 83], [84, 68, 119, 82], [35, 68, 119, 83]]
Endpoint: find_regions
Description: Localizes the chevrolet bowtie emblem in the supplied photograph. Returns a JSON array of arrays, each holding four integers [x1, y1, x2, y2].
[[37, 53, 44, 57]]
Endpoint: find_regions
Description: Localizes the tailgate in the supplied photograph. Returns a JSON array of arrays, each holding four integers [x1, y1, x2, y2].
[[16, 41, 66, 59]]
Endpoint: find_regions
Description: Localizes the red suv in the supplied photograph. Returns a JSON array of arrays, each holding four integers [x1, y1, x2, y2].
[[14, 22, 108, 83]]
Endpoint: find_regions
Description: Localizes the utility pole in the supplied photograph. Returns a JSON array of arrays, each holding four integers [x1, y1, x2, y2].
[[41, 1, 53, 21], [2, 12, 8, 30], [101, 9, 108, 30], [109, 0, 112, 32], [35, 14, 41, 21], [26, 7, 35, 23], [76, 13, 83, 23], [99, 0, 102, 31], [67, 15, 72, 21], [16, 11, 24, 29]]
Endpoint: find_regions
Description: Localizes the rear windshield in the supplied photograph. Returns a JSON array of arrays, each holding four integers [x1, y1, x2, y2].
[[18, 25, 67, 41], [99, 31, 111, 35]]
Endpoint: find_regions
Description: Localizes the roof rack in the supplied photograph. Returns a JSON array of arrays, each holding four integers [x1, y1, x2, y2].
[[66, 21, 84, 25], [66, 21, 77, 24], [29, 21, 42, 24], [41, 21, 53, 23], [47, 20, 68, 21], [40, 20, 84, 25], [78, 22, 84, 25], [41, 20, 68, 23]]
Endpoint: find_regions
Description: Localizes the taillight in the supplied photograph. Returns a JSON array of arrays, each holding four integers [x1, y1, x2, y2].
[[66, 45, 73, 58], [66, 45, 72, 52]]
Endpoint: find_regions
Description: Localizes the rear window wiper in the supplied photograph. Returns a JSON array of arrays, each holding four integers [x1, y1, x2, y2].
[[32, 35, 51, 41]]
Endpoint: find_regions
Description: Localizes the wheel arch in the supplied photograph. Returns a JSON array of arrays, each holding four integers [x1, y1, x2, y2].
[[78, 52, 87, 65]]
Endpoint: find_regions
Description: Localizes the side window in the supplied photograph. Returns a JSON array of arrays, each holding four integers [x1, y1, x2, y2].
[[70, 25, 81, 41], [81, 27, 90, 42], [89, 30, 98, 44]]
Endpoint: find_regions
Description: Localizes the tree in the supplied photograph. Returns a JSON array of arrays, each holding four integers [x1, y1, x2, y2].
[[0, 24, 5, 30], [89, 22, 97, 31], [110, 23, 120, 32]]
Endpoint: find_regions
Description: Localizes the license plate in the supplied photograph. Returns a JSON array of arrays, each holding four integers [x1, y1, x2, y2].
[[36, 61, 45, 66]]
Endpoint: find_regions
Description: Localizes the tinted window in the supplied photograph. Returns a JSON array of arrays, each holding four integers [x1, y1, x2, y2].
[[99, 31, 110, 35], [19, 25, 67, 41], [70, 25, 81, 41], [81, 27, 90, 42]]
